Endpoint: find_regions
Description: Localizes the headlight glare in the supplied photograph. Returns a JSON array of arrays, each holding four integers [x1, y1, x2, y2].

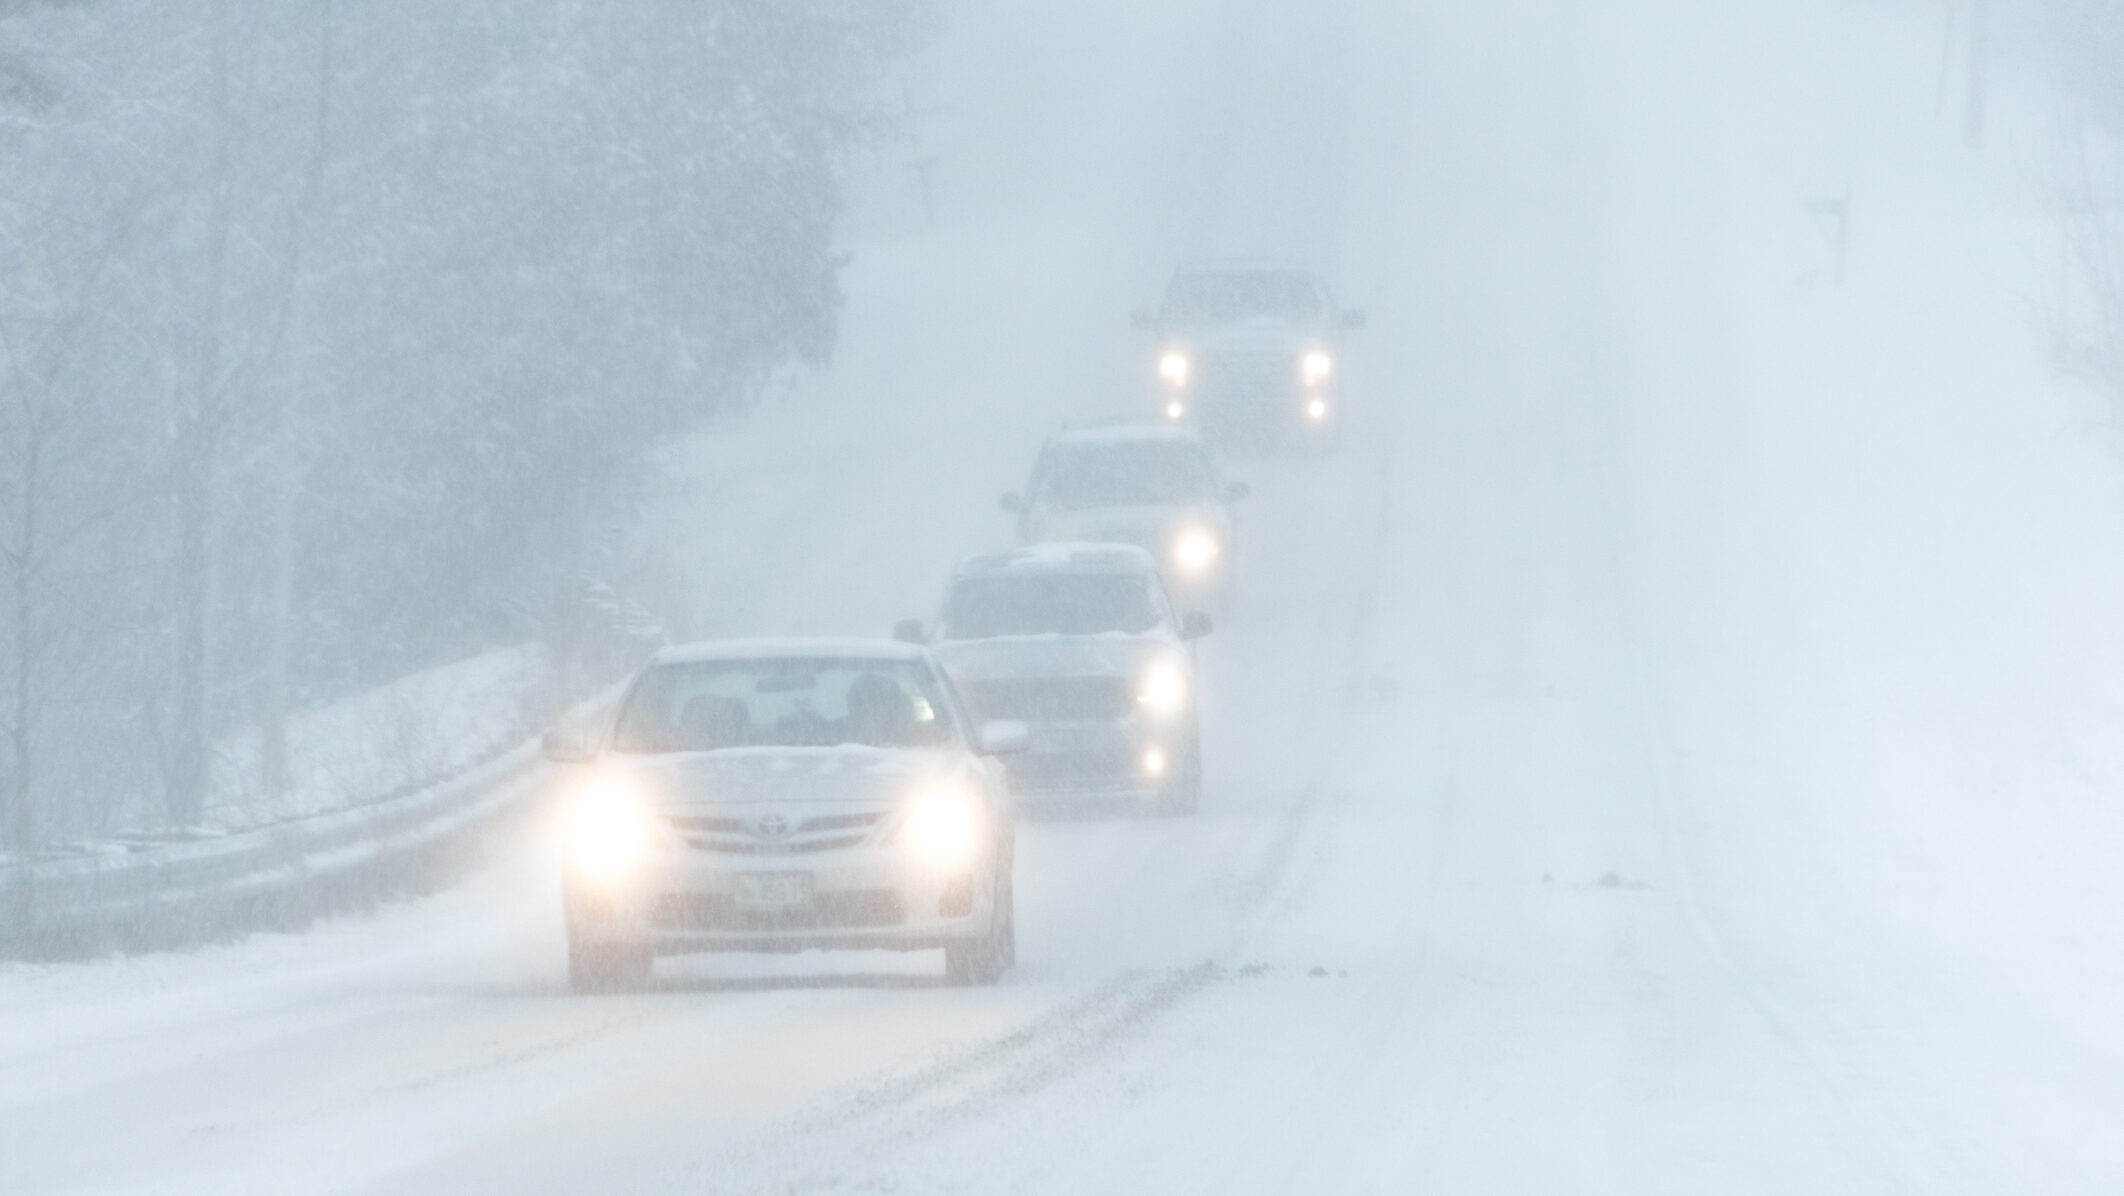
[[1138, 662, 1188, 717], [1171, 527, 1221, 573], [1159, 350, 1191, 387], [566, 778, 656, 884], [1303, 351, 1333, 386], [902, 787, 985, 869]]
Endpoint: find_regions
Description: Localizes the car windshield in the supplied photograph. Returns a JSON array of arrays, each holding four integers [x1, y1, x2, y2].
[[611, 658, 957, 752], [1162, 269, 1324, 323], [1034, 442, 1216, 509], [940, 574, 1160, 638]]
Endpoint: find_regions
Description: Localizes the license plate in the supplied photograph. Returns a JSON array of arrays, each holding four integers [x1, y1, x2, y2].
[[734, 872, 813, 909]]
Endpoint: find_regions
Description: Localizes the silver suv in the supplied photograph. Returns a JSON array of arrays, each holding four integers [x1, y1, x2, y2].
[[1133, 261, 1364, 449], [1000, 423, 1247, 613], [899, 544, 1211, 816]]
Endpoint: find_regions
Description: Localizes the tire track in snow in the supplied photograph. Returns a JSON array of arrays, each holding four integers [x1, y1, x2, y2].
[[678, 411, 1398, 1195], [1538, 12, 2008, 1181]]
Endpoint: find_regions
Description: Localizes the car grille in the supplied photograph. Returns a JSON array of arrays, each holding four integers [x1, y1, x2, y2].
[[958, 676, 1137, 723], [650, 890, 907, 932], [668, 811, 885, 855], [1197, 351, 1297, 402], [1006, 748, 1149, 795]]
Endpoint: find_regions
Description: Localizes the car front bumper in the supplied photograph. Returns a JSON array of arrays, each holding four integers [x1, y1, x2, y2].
[[564, 844, 1003, 956], [1003, 719, 1188, 804]]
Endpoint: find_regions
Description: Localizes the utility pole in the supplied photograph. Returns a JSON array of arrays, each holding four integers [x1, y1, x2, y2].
[[170, 0, 233, 829], [5, 354, 38, 930], [262, 0, 336, 806]]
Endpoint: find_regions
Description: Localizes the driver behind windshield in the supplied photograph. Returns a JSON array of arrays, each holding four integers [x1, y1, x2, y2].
[[612, 660, 951, 752]]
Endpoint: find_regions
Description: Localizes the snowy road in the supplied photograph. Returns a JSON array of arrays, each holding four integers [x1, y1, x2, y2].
[[10, 1, 2124, 1192]]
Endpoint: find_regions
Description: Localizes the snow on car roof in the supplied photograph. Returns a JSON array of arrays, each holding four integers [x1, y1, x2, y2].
[[651, 637, 929, 666], [1046, 421, 1204, 448], [952, 542, 1158, 577]]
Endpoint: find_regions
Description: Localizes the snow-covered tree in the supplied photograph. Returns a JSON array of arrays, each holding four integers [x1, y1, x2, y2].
[[0, 0, 928, 848]]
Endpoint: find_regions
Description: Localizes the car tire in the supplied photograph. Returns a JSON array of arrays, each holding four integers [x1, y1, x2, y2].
[[568, 939, 652, 994], [945, 877, 1014, 986]]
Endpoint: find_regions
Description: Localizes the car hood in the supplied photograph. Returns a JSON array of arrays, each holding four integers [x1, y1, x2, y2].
[[1033, 503, 1229, 548], [934, 634, 1171, 683], [1177, 317, 1326, 354], [611, 745, 951, 807]]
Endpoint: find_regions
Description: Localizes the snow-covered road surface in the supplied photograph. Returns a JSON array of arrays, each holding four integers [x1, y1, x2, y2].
[[9, 0, 2124, 1191]]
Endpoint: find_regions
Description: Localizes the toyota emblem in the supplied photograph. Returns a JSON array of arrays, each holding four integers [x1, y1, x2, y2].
[[755, 813, 791, 838]]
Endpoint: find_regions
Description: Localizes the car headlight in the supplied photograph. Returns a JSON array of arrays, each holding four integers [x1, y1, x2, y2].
[[1138, 661, 1188, 717], [1164, 399, 1186, 421], [1159, 350, 1191, 387], [901, 787, 986, 870], [1171, 527, 1221, 574], [1302, 351, 1333, 386], [1305, 396, 1329, 421], [565, 777, 657, 885]]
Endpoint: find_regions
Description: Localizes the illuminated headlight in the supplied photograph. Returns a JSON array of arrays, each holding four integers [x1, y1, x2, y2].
[[565, 779, 656, 885], [1138, 661, 1188, 717], [901, 788, 985, 870], [1159, 350, 1192, 387], [1142, 748, 1168, 778], [1302, 351, 1333, 387], [1165, 399, 1186, 420], [1171, 527, 1221, 574], [1305, 397, 1329, 421]]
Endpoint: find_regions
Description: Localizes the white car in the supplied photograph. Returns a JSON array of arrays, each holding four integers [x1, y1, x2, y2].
[[899, 544, 1211, 815], [1000, 423, 1247, 613], [542, 639, 1023, 992]]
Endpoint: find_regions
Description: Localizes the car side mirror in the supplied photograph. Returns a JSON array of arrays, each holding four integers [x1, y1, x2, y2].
[[999, 491, 1026, 513], [1339, 308, 1367, 331], [1130, 308, 1161, 332], [541, 728, 594, 763], [1223, 481, 1251, 502], [1179, 611, 1214, 641], [892, 618, 927, 645], [976, 719, 1031, 756]]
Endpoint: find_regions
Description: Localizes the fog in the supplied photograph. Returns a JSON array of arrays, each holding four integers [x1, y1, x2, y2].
[[7, 0, 2124, 1191]]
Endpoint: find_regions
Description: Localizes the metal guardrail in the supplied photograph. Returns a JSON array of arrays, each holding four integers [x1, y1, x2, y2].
[[0, 683, 625, 961], [0, 744, 543, 959]]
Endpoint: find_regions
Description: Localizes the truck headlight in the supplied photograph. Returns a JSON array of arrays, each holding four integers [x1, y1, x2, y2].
[[1159, 350, 1191, 387], [901, 788, 985, 870], [565, 778, 656, 885], [1302, 351, 1333, 386], [1138, 661, 1188, 717], [1172, 527, 1221, 573]]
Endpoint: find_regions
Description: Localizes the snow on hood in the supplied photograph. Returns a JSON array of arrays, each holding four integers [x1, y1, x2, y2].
[[933, 633, 1170, 682], [614, 745, 948, 806]]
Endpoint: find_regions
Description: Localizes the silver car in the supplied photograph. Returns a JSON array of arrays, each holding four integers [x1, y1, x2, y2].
[[542, 639, 1023, 992], [899, 544, 1211, 816], [1000, 423, 1247, 613]]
